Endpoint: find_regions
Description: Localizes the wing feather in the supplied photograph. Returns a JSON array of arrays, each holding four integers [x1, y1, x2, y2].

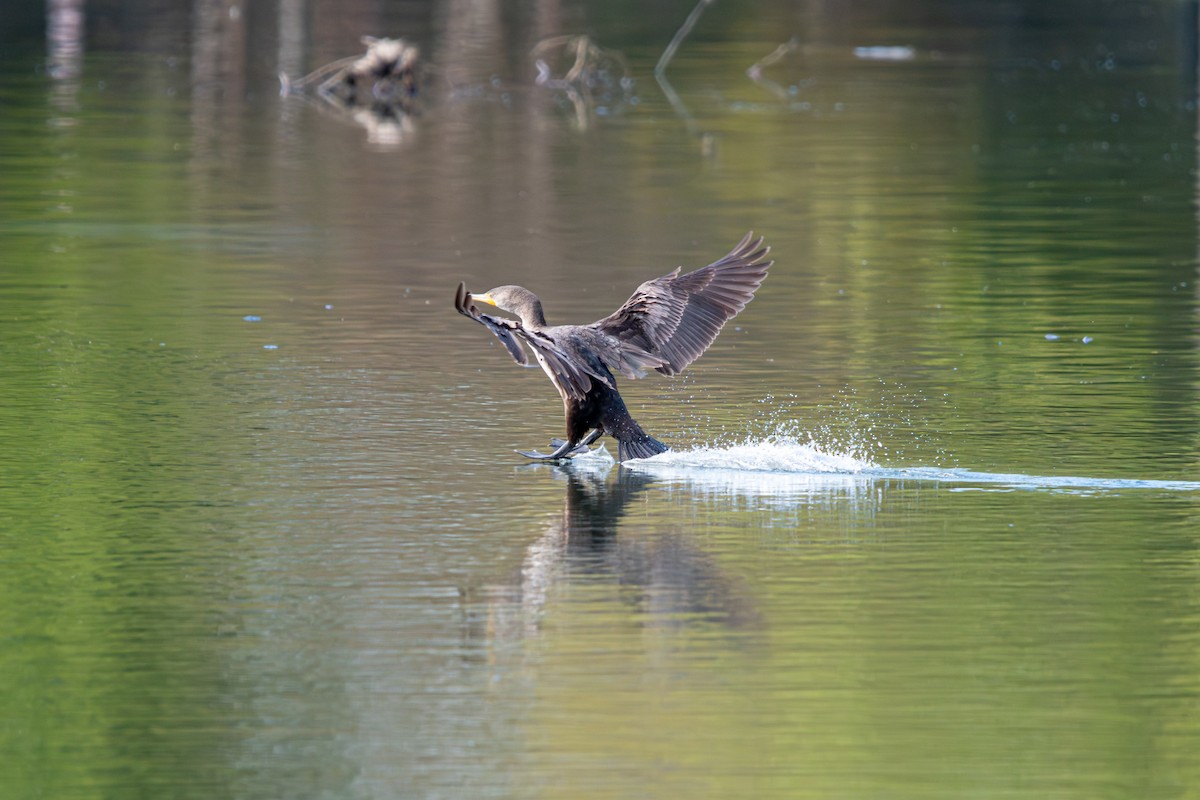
[[590, 233, 772, 376]]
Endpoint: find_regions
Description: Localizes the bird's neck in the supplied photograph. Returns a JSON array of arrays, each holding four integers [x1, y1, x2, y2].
[[522, 298, 547, 329]]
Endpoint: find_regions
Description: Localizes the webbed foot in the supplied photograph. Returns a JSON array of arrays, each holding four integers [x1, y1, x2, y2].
[[515, 447, 574, 460], [515, 439, 580, 460], [516, 450, 552, 459], [515, 431, 602, 460]]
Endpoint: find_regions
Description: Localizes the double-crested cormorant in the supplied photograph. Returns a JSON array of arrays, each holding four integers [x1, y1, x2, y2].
[[455, 232, 772, 461]]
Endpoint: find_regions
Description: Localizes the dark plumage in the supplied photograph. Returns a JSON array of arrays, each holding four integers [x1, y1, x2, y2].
[[455, 232, 772, 461]]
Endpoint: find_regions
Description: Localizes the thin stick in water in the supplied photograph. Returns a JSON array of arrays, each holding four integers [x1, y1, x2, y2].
[[655, 0, 715, 78]]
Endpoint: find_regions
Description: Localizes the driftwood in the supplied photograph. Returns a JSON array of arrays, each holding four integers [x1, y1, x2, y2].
[[532, 35, 631, 91], [531, 35, 633, 130], [281, 36, 419, 109], [746, 37, 804, 101], [279, 37, 421, 147]]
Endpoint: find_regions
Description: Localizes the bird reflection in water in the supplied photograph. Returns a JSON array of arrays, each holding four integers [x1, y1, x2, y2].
[[460, 456, 759, 659]]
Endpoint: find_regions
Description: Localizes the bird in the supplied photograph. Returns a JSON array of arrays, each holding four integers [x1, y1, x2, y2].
[[455, 232, 772, 461]]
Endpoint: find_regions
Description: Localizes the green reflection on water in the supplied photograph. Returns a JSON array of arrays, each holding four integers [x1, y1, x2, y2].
[[2, 2, 1200, 798]]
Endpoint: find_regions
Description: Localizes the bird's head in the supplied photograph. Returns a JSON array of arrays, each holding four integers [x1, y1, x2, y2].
[[472, 285, 546, 327]]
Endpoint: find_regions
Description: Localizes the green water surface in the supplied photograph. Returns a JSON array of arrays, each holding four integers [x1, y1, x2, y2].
[[2, 1, 1199, 798]]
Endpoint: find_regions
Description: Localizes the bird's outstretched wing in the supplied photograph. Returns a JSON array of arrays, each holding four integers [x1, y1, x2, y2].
[[455, 282, 601, 400], [590, 232, 772, 376]]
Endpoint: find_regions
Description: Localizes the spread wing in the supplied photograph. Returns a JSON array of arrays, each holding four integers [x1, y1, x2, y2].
[[454, 282, 604, 400], [590, 232, 772, 376]]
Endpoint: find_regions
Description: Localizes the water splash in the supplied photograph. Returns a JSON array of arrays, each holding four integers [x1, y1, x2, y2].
[[620, 438, 1200, 495], [625, 439, 877, 505], [625, 386, 1197, 494], [634, 438, 869, 473]]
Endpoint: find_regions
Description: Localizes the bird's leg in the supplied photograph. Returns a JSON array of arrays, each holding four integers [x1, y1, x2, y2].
[[577, 428, 603, 448], [547, 429, 603, 455]]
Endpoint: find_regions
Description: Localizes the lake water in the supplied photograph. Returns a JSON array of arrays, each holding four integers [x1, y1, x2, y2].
[[3, 1, 1200, 798]]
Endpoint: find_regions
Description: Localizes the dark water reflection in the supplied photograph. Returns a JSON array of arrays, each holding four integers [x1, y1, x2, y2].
[[3, 0, 1200, 797]]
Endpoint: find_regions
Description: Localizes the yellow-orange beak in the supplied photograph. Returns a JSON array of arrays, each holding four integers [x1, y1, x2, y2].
[[473, 291, 496, 306]]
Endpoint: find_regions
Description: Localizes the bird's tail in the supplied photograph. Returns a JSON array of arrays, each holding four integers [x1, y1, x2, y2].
[[601, 393, 670, 461], [617, 431, 669, 462]]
